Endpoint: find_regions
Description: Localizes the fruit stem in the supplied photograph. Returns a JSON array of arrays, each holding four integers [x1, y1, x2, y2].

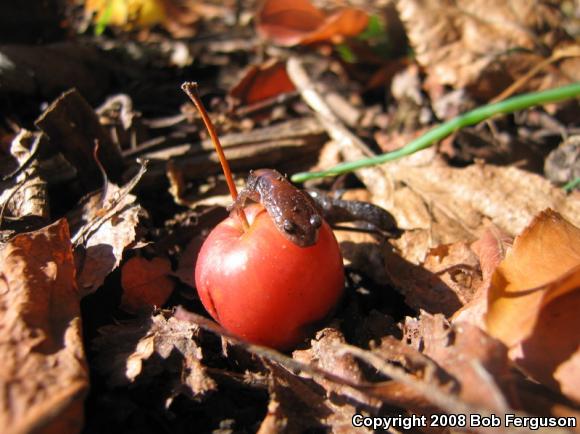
[[182, 82, 249, 231]]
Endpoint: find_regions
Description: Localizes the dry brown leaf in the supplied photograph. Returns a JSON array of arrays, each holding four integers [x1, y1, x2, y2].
[[257, 0, 368, 46], [385, 163, 580, 241], [173, 308, 570, 433], [257, 361, 370, 434], [0, 219, 88, 434], [471, 226, 512, 283], [423, 242, 482, 306], [70, 163, 146, 296], [229, 59, 296, 108], [299, 8, 370, 46], [93, 311, 216, 398], [121, 256, 175, 313], [396, 0, 577, 98], [368, 335, 453, 413], [256, 0, 325, 46], [485, 209, 580, 401], [451, 226, 512, 327], [383, 247, 464, 316], [404, 313, 513, 411], [486, 210, 580, 344], [293, 327, 381, 409], [337, 344, 536, 434], [0, 130, 48, 223]]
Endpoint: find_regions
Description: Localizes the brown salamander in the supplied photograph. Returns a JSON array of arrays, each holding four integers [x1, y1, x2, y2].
[[229, 169, 323, 247], [229, 169, 398, 248]]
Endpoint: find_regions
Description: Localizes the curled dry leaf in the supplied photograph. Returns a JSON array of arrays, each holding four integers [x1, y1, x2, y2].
[[229, 59, 296, 108], [485, 209, 580, 402], [93, 311, 216, 398], [293, 327, 381, 410], [452, 226, 512, 327], [120, 256, 175, 313], [70, 162, 146, 296], [0, 130, 48, 222], [256, 0, 368, 46], [396, 0, 578, 98], [0, 219, 88, 434]]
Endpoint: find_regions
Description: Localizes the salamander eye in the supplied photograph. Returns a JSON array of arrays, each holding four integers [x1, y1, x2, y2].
[[309, 214, 322, 228], [283, 220, 296, 234]]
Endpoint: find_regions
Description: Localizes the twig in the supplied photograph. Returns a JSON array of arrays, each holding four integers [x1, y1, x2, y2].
[[233, 90, 299, 118], [291, 82, 580, 183], [286, 57, 376, 159]]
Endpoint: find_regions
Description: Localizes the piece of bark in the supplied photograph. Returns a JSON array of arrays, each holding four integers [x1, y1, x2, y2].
[[171, 137, 323, 178], [0, 219, 88, 434], [138, 116, 326, 159], [36, 89, 125, 189], [138, 117, 328, 189]]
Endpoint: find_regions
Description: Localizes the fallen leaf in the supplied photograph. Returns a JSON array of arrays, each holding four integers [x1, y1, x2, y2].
[[471, 226, 512, 283], [93, 311, 216, 399], [0, 219, 88, 434], [229, 59, 296, 108], [256, 0, 324, 46], [299, 9, 370, 46], [293, 327, 380, 409], [485, 209, 580, 401], [337, 343, 518, 429], [121, 256, 175, 313], [385, 163, 580, 240], [422, 241, 483, 306], [404, 312, 514, 411], [555, 351, 580, 405], [396, 0, 578, 98], [0, 130, 48, 223], [452, 226, 512, 327], [70, 162, 146, 296], [257, 0, 368, 46], [257, 361, 370, 434], [383, 248, 464, 316]]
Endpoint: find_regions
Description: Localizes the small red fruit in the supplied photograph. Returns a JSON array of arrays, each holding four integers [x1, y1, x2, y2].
[[195, 204, 344, 350]]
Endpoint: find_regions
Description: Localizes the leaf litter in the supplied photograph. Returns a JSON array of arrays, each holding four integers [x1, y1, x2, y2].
[[1, 1, 580, 433]]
